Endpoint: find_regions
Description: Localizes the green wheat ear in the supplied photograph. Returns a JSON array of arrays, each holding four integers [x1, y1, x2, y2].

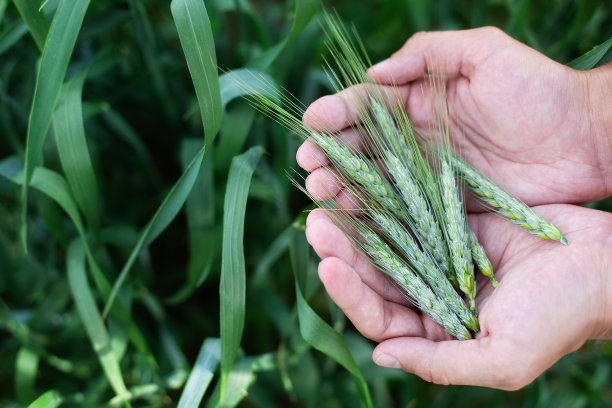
[[450, 154, 568, 245], [468, 227, 498, 287]]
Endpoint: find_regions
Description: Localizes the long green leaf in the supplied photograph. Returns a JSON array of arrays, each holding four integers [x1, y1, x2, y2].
[[0, 20, 28, 57], [290, 226, 372, 408], [53, 67, 100, 234], [103, 145, 206, 317], [26, 390, 62, 408], [12, 0, 49, 51], [568, 37, 612, 70], [21, 0, 91, 250], [219, 146, 263, 397], [248, 0, 320, 70], [177, 338, 221, 408], [0, 158, 152, 360], [66, 240, 130, 405], [171, 0, 222, 145]]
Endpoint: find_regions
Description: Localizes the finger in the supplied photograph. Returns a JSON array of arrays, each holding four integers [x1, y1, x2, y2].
[[305, 167, 343, 201], [303, 83, 411, 132], [319, 257, 426, 341], [372, 336, 527, 390], [367, 26, 510, 84], [296, 128, 369, 172], [305, 209, 412, 305]]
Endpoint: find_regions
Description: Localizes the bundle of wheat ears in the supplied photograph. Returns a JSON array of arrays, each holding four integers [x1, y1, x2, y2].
[[237, 13, 568, 340]]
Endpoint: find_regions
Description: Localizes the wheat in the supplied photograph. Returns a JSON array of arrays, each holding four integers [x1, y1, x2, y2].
[[468, 227, 498, 287], [370, 209, 479, 331], [358, 227, 472, 340], [440, 159, 476, 311], [450, 154, 568, 245]]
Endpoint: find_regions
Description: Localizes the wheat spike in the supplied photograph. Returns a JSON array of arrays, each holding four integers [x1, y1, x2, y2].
[[450, 154, 568, 245], [468, 227, 498, 287]]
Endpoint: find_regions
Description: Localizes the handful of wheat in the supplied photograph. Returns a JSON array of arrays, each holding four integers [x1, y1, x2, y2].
[[238, 13, 567, 339]]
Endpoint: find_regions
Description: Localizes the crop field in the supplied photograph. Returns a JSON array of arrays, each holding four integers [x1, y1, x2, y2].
[[1, 0, 612, 407]]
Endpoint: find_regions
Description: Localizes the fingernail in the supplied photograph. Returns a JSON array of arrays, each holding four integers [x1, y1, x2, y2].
[[368, 58, 389, 75], [375, 354, 401, 369]]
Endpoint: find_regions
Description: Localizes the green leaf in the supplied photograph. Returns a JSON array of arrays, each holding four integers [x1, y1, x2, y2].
[[53, 67, 100, 234], [15, 346, 40, 406], [0, 158, 153, 361], [102, 144, 207, 317], [568, 37, 612, 70], [12, 0, 49, 51], [219, 146, 263, 397], [290, 226, 372, 408], [0, 20, 28, 57], [181, 139, 216, 287], [66, 240, 131, 405], [218, 69, 280, 110], [177, 338, 221, 408], [248, 0, 320, 70], [171, 0, 222, 145], [26, 390, 62, 408], [208, 355, 256, 408], [21, 0, 91, 250]]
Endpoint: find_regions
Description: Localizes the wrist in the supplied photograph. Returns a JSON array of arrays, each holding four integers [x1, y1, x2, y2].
[[581, 64, 612, 196]]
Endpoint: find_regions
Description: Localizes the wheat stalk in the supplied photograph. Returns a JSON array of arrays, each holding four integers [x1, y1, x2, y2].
[[450, 154, 568, 245], [468, 227, 498, 287]]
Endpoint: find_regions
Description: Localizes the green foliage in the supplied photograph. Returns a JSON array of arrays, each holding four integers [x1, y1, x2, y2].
[[0, 0, 611, 407]]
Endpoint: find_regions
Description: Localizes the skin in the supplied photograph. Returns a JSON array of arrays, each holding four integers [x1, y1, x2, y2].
[[296, 27, 612, 390]]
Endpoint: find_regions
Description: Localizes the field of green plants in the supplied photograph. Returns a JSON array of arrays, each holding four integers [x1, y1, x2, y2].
[[1, 0, 612, 406]]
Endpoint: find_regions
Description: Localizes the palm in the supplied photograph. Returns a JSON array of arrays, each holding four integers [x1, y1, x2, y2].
[[306, 204, 612, 389], [405, 54, 597, 206]]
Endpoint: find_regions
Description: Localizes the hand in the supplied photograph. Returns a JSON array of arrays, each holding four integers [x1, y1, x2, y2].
[[298, 27, 612, 208], [305, 205, 612, 390]]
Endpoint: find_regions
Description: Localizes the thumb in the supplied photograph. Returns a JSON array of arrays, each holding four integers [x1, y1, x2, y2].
[[372, 336, 530, 390], [367, 26, 507, 84]]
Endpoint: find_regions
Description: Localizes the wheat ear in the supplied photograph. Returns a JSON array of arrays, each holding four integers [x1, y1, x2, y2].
[[370, 209, 479, 331], [450, 155, 568, 245], [468, 227, 498, 287], [358, 227, 472, 340], [440, 160, 477, 310]]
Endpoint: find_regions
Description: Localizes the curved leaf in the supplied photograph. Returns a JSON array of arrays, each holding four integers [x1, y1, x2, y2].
[[177, 338, 221, 408], [171, 0, 222, 145], [219, 146, 263, 397], [26, 390, 62, 408], [21, 0, 91, 250], [568, 37, 612, 70]]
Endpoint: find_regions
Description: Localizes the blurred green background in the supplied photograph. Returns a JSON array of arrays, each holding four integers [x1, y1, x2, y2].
[[1, 0, 612, 406]]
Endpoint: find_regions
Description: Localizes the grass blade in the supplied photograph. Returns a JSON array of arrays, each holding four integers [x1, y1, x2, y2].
[[12, 0, 49, 51], [568, 37, 612, 70], [171, 0, 222, 145], [177, 338, 221, 408], [66, 240, 130, 405], [53, 67, 100, 234], [0, 20, 28, 57], [103, 145, 207, 317], [219, 146, 263, 397], [26, 390, 62, 408], [21, 0, 91, 250], [290, 226, 372, 408], [0, 158, 153, 361]]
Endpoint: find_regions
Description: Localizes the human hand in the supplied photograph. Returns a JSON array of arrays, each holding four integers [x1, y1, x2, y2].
[[298, 27, 612, 208], [305, 204, 612, 390]]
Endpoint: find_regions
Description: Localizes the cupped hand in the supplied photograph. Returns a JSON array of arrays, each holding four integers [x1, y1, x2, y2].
[[298, 27, 612, 207], [305, 205, 612, 390]]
